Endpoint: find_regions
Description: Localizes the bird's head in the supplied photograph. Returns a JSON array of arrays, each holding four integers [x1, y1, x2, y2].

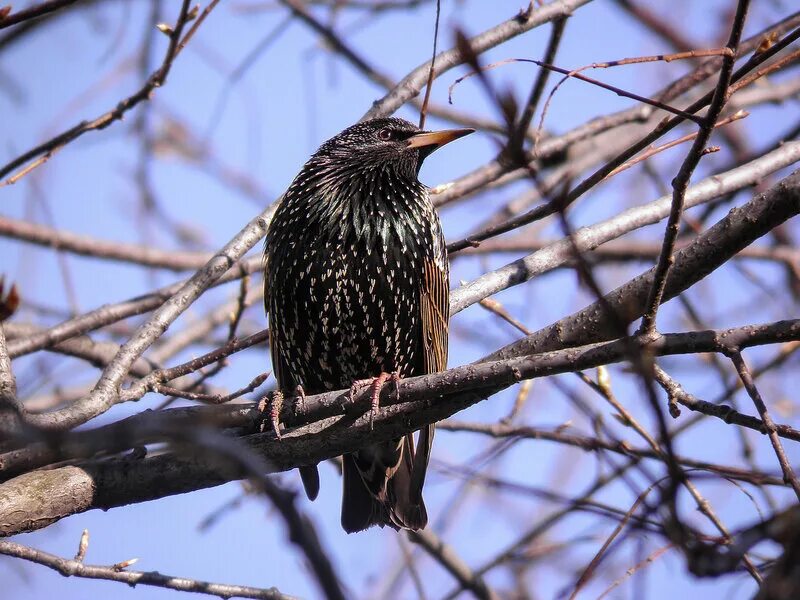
[[315, 117, 473, 179]]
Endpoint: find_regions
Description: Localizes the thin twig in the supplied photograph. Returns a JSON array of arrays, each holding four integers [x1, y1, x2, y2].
[[639, 0, 749, 334], [0, 540, 296, 599], [0, 0, 79, 29], [730, 352, 800, 501], [0, 0, 195, 183], [417, 0, 441, 130]]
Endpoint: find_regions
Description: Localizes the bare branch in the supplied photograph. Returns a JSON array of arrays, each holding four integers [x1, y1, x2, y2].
[[0, 539, 295, 599]]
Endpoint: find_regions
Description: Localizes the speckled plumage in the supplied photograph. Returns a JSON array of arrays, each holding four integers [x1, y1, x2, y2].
[[264, 117, 470, 532]]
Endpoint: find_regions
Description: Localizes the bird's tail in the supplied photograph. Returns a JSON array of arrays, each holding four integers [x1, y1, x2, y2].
[[341, 434, 427, 533], [299, 465, 320, 501]]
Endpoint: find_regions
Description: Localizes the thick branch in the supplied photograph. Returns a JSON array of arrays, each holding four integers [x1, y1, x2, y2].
[[1, 318, 798, 536]]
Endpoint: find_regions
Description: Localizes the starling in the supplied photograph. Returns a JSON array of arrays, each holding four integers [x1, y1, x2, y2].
[[264, 117, 472, 532]]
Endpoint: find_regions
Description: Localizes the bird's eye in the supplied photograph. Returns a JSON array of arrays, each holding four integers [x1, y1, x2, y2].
[[377, 128, 393, 141]]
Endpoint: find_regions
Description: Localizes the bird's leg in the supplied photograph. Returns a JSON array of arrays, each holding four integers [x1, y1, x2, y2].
[[270, 390, 284, 438], [257, 390, 284, 440], [349, 371, 401, 431], [295, 384, 307, 414], [390, 371, 401, 402]]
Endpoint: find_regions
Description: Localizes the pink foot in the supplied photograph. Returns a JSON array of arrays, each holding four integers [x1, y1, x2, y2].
[[257, 390, 284, 439], [349, 372, 401, 430]]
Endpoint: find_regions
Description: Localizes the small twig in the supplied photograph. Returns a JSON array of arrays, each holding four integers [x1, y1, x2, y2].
[[653, 365, 800, 442], [438, 420, 785, 488], [0, 0, 79, 29], [0, 0, 196, 184], [174, 0, 217, 55], [132, 330, 270, 400], [730, 352, 800, 502], [607, 110, 749, 178], [156, 372, 269, 405], [0, 539, 295, 599], [449, 54, 718, 125], [506, 16, 567, 158], [478, 297, 531, 336], [570, 480, 660, 599], [597, 543, 673, 599], [408, 529, 499, 600], [638, 0, 749, 334], [417, 0, 441, 130], [74, 529, 89, 563], [728, 45, 800, 98]]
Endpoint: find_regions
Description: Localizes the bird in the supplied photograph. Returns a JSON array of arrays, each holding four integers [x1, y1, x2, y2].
[[263, 116, 472, 532]]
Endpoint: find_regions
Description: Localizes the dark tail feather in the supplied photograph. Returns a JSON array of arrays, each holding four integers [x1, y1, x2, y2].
[[341, 454, 384, 533], [386, 435, 428, 531], [299, 465, 320, 501], [410, 425, 434, 504], [341, 437, 427, 534]]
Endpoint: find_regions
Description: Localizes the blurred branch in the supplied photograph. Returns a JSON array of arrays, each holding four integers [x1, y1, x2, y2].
[[569, 480, 658, 599], [4, 322, 159, 377], [688, 505, 800, 578], [408, 529, 499, 600], [5, 256, 262, 359], [438, 420, 787, 486], [0, 216, 211, 271], [363, 0, 592, 120], [0, 0, 80, 30], [0, 0, 194, 184], [506, 16, 567, 160], [460, 237, 800, 266], [614, 0, 697, 51]]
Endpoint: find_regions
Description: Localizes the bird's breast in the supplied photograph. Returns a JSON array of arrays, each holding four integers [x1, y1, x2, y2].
[[267, 194, 442, 392]]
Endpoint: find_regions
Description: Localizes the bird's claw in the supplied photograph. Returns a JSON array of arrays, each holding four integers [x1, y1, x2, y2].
[[295, 384, 307, 414], [257, 390, 284, 440], [350, 371, 401, 431]]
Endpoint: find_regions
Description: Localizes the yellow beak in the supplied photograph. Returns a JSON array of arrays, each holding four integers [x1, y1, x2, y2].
[[406, 128, 474, 149]]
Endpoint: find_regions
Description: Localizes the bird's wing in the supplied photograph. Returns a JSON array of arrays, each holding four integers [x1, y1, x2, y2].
[[411, 257, 449, 499], [264, 268, 320, 501], [420, 257, 449, 374], [264, 265, 288, 389], [267, 317, 290, 389]]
